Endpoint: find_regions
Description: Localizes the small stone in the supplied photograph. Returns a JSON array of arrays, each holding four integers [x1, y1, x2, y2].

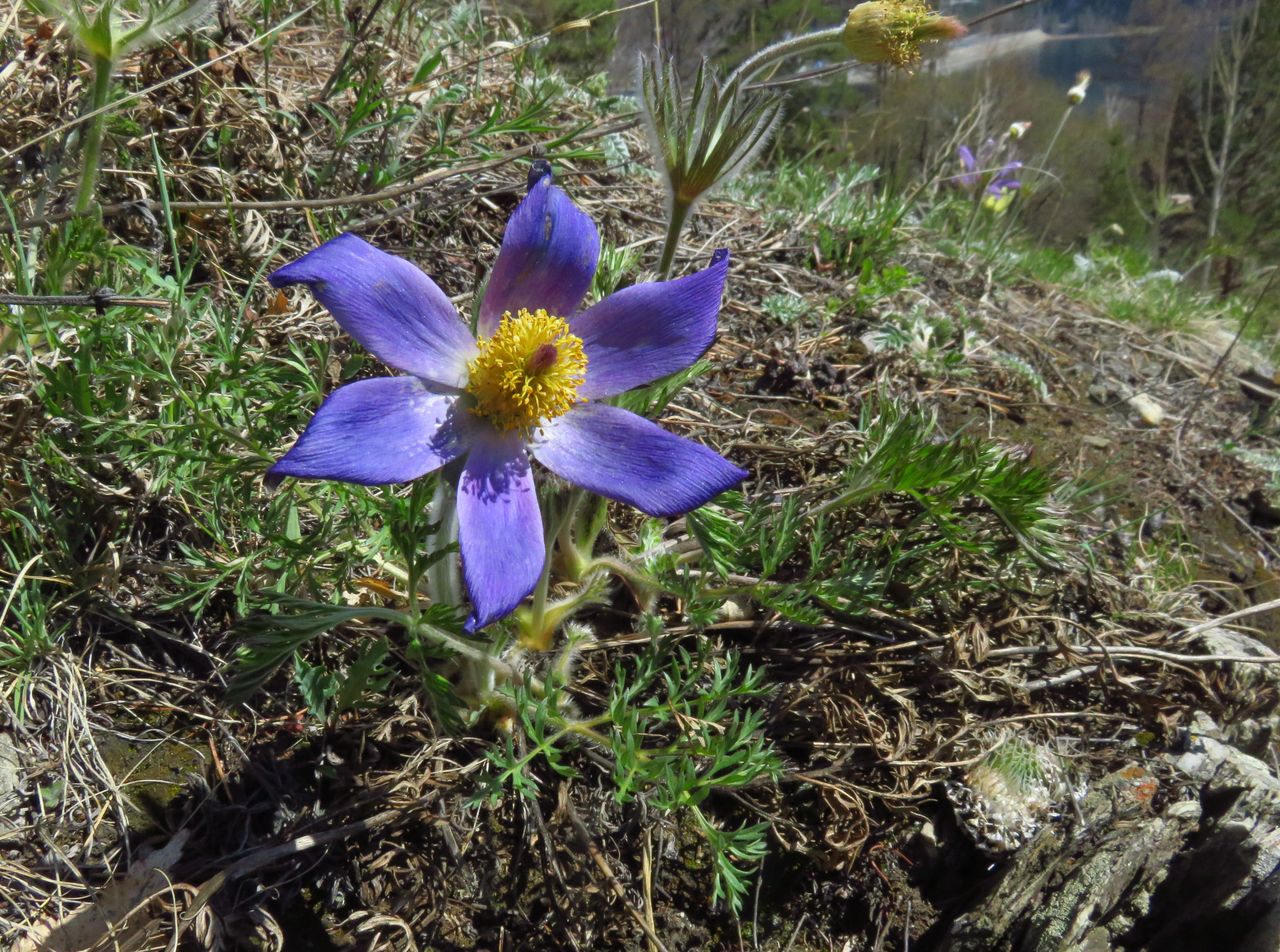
[[1239, 367, 1278, 405], [1087, 381, 1114, 405], [1126, 393, 1164, 426], [0, 734, 20, 798], [1073, 927, 1114, 952], [1192, 627, 1280, 694]]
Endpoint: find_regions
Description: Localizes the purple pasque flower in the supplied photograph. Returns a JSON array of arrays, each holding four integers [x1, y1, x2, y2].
[[985, 162, 1021, 196], [955, 142, 985, 190], [956, 140, 1022, 196], [266, 165, 747, 631]]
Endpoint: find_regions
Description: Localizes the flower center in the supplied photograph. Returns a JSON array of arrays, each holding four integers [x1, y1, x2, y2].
[[466, 308, 587, 432]]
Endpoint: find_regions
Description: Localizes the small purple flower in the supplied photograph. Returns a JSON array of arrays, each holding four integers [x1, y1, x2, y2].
[[956, 141, 1022, 197], [986, 162, 1022, 196], [955, 143, 984, 190], [266, 166, 747, 630]]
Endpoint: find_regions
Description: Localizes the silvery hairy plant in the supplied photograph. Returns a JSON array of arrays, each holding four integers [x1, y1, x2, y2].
[[640, 55, 784, 279]]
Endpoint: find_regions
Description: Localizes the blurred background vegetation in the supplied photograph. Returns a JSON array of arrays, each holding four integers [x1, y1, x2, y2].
[[518, 0, 1279, 297]]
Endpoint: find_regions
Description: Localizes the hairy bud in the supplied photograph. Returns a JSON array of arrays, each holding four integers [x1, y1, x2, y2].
[[841, 0, 967, 68], [1067, 69, 1091, 105]]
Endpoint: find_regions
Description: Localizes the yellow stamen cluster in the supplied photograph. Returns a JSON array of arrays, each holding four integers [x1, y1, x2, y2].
[[466, 309, 587, 432], [842, 1, 966, 69]]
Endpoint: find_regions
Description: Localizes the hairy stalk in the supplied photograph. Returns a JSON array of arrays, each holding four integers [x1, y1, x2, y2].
[[555, 488, 590, 579], [75, 56, 115, 214], [425, 478, 461, 613], [521, 495, 577, 650], [657, 199, 692, 280], [727, 25, 846, 89], [987, 105, 1072, 258], [413, 620, 544, 696], [583, 554, 660, 606], [1038, 106, 1074, 178], [960, 190, 985, 250]]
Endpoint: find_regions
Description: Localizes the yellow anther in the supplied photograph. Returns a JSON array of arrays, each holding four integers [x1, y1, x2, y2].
[[466, 309, 587, 432], [842, 1, 966, 69]]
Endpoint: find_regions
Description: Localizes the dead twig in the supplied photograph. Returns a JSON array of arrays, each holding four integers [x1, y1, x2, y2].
[[0, 290, 173, 311], [5, 118, 641, 232], [560, 787, 672, 952]]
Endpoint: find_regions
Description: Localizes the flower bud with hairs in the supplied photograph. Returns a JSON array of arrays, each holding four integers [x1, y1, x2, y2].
[[1067, 69, 1091, 105], [841, 0, 967, 68]]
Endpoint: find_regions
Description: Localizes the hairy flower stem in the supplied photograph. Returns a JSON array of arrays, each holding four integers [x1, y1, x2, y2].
[[521, 495, 577, 650], [726, 25, 846, 89], [555, 488, 592, 580], [1038, 106, 1074, 176], [413, 620, 545, 697], [988, 105, 1073, 259], [582, 555, 660, 608], [424, 478, 462, 614], [960, 191, 985, 250], [75, 56, 115, 214], [657, 199, 692, 281]]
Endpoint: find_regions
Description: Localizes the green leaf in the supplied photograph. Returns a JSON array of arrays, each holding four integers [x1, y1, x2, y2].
[[295, 659, 338, 721], [334, 636, 392, 713], [223, 594, 410, 706], [614, 360, 713, 418]]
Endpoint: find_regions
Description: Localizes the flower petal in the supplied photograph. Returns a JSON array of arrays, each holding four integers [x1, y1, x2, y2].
[[479, 168, 600, 338], [532, 401, 747, 518], [267, 378, 470, 487], [457, 431, 544, 630], [270, 233, 477, 388], [573, 249, 730, 400]]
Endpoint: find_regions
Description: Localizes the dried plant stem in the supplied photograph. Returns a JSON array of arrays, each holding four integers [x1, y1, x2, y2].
[[991, 642, 1280, 666], [0, 291, 172, 309], [563, 793, 672, 952], [1178, 265, 1279, 438], [965, 0, 1043, 28], [8, 116, 641, 231]]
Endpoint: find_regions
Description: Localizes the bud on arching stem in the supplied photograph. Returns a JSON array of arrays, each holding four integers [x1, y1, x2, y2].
[[841, 0, 968, 68], [1067, 69, 1091, 105]]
